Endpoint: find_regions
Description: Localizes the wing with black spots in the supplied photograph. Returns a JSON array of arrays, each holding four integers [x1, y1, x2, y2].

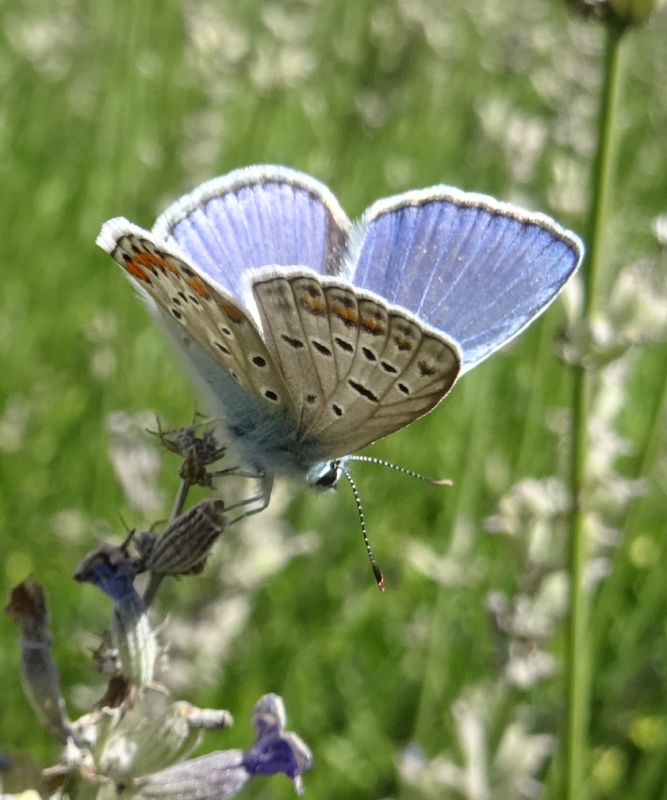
[[250, 267, 461, 459], [97, 219, 295, 416]]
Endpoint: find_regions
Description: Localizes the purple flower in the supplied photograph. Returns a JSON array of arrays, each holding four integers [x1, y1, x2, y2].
[[75, 544, 156, 688], [74, 543, 138, 603], [135, 694, 312, 798]]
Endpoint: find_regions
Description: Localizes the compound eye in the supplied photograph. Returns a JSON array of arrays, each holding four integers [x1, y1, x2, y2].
[[314, 461, 340, 489]]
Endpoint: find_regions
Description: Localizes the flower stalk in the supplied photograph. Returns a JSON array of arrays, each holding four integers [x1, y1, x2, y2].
[[565, 16, 626, 800]]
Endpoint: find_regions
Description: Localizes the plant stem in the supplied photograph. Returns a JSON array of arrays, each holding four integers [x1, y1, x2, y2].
[[564, 18, 626, 800]]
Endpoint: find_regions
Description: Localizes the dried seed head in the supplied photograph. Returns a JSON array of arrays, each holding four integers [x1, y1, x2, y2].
[[145, 500, 228, 576], [150, 421, 226, 486]]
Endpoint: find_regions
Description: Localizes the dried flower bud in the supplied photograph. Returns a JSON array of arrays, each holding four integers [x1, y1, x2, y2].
[[145, 500, 228, 576], [5, 580, 70, 743], [75, 546, 156, 689]]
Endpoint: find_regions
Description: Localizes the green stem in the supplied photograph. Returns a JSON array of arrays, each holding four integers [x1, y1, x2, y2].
[[583, 21, 627, 316], [564, 19, 626, 800]]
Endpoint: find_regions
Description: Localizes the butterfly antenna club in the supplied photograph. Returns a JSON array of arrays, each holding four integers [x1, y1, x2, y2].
[[346, 455, 452, 487], [339, 462, 385, 591]]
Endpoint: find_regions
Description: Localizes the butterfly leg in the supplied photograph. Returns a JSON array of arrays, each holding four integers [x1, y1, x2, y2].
[[209, 466, 265, 480], [225, 472, 274, 523]]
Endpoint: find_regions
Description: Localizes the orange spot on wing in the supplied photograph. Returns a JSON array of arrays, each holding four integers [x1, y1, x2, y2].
[[186, 276, 211, 299], [125, 260, 151, 283], [360, 316, 386, 336], [218, 300, 245, 323], [300, 294, 327, 316], [331, 302, 358, 326], [393, 335, 413, 352], [134, 252, 161, 272], [133, 251, 178, 275]]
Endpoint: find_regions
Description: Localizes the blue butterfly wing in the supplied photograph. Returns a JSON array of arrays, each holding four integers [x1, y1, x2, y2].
[[152, 165, 352, 303], [350, 188, 583, 372]]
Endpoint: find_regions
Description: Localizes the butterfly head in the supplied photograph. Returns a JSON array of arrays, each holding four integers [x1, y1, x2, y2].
[[305, 459, 344, 491]]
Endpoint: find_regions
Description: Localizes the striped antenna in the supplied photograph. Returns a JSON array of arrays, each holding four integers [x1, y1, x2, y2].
[[338, 462, 385, 591], [345, 455, 453, 486]]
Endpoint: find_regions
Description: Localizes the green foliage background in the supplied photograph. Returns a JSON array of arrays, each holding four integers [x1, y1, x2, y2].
[[1, 1, 666, 798]]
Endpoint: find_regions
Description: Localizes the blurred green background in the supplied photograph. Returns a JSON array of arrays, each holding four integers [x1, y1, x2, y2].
[[1, 1, 666, 798]]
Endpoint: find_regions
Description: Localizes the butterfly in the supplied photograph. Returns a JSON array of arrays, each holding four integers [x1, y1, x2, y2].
[[98, 165, 582, 583]]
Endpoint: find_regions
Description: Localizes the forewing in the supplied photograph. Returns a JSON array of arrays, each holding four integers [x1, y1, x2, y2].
[[251, 268, 461, 459], [152, 165, 352, 304], [350, 187, 583, 372], [97, 219, 294, 416]]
